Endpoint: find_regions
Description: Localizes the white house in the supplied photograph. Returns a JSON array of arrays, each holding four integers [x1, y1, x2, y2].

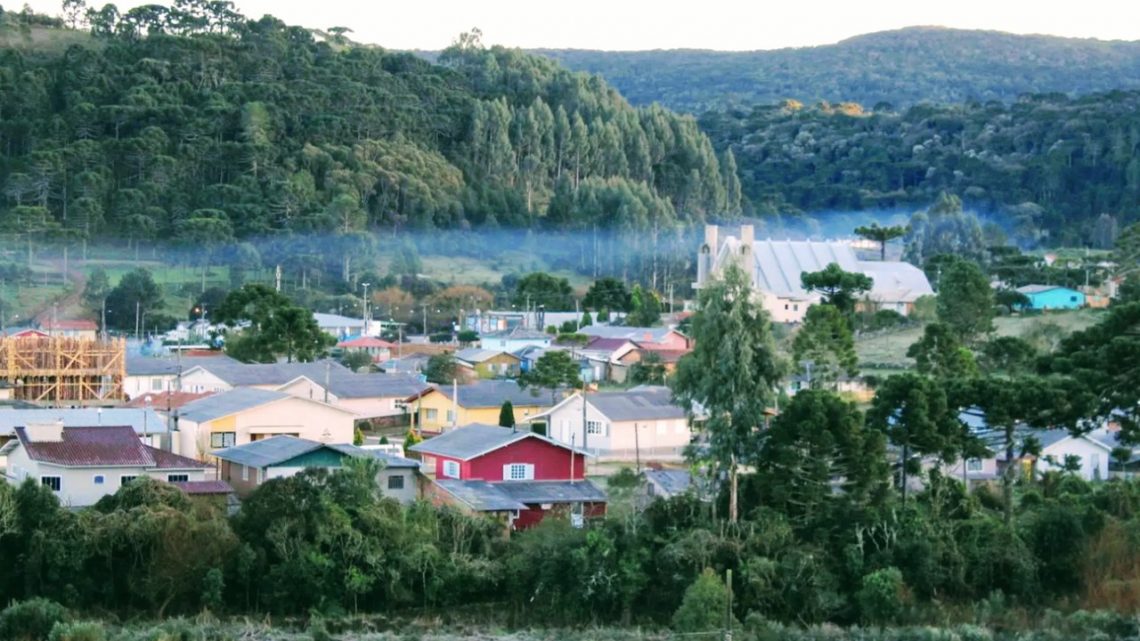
[[1035, 428, 1114, 481], [529, 386, 692, 462], [314, 313, 368, 340], [478, 326, 553, 353], [0, 408, 170, 451], [695, 224, 933, 323], [0, 422, 207, 507], [274, 372, 430, 419], [125, 354, 241, 399], [179, 359, 352, 395]]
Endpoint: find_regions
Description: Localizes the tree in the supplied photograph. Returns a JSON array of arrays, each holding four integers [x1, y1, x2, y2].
[[672, 263, 785, 522], [424, 353, 458, 385], [512, 272, 574, 310], [855, 222, 908, 261], [979, 336, 1038, 375], [801, 263, 873, 317], [904, 193, 985, 265], [629, 351, 667, 385], [906, 323, 979, 379], [214, 284, 333, 363], [498, 401, 516, 428], [340, 350, 374, 372], [671, 568, 736, 633], [519, 350, 580, 404], [626, 284, 662, 326], [792, 304, 858, 389], [936, 258, 994, 341], [994, 288, 1030, 314], [582, 277, 631, 313], [857, 567, 906, 626], [104, 268, 163, 331], [82, 267, 110, 314]]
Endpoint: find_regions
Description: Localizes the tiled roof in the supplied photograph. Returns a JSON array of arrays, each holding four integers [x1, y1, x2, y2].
[[126, 391, 214, 409], [0, 409, 168, 437], [177, 388, 290, 423], [14, 425, 205, 469], [171, 480, 234, 495]]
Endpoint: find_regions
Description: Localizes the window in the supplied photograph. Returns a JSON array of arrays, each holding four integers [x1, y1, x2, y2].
[[504, 463, 535, 480], [241, 465, 249, 482], [794, 304, 799, 312], [446, 409, 456, 423], [784, 304, 789, 310], [167, 474, 189, 483], [210, 432, 236, 448], [151, 378, 164, 391], [93, 474, 105, 485], [40, 476, 61, 492], [966, 459, 983, 472], [387, 475, 405, 490], [442, 460, 461, 479], [425, 408, 438, 421], [120, 475, 138, 486], [587, 420, 604, 435], [1070, 295, 1078, 303]]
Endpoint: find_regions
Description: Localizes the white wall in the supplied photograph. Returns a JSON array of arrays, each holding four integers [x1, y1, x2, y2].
[[180, 369, 233, 394], [180, 397, 357, 460], [1041, 437, 1111, 481], [124, 374, 177, 400]]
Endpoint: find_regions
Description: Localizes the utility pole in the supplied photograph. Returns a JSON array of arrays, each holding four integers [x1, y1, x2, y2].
[[581, 384, 589, 476], [724, 569, 734, 641], [361, 281, 371, 336], [422, 305, 428, 337], [101, 297, 107, 340], [633, 422, 641, 473], [134, 300, 140, 340]]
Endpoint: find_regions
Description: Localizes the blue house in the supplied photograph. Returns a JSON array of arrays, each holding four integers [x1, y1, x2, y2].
[[1017, 285, 1085, 310]]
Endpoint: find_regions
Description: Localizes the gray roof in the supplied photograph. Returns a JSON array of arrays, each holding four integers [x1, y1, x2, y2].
[[323, 373, 430, 399], [188, 359, 351, 387], [580, 325, 679, 343], [455, 348, 514, 364], [644, 469, 692, 497], [482, 327, 551, 341], [588, 388, 686, 421], [213, 435, 361, 468], [313, 313, 365, 329], [127, 354, 239, 376], [432, 380, 547, 408], [0, 408, 168, 437], [434, 479, 607, 511], [1017, 284, 1078, 295], [408, 423, 532, 460], [177, 388, 290, 423]]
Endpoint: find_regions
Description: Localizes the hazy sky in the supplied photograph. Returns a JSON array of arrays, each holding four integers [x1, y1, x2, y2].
[[24, 0, 1140, 50]]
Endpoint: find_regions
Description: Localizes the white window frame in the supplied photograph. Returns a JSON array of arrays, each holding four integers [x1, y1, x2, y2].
[[40, 476, 61, 492], [167, 473, 189, 483], [442, 459, 461, 479], [120, 475, 138, 486], [425, 408, 438, 421], [210, 432, 236, 448], [151, 378, 164, 391], [504, 463, 535, 481], [587, 420, 604, 435]]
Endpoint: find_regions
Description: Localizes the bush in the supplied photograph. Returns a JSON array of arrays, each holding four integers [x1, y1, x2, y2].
[[672, 568, 736, 633], [857, 567, 906, 626], [48, 621, 105, 641], [0, 599, 70, 641]]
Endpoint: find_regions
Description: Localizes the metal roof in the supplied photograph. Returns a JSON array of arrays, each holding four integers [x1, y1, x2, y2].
[[323, 372, 431, 399], [455, 348, 516, 364], [434, 479, 528, 511], [408, 424, 531, 459], [481, 327, 551, 341], [213, 435, 420, 469], [177, 388, 290, 423], [1017, 284, 1078, 295], [588, 388, 687, 421], [127, 354, 239, 376], [580, 325, 679, 343], [431, 380, 547, 409], [493, 479, 608, 504], [0, 408, 168, 437], [313, 313, 365, 329], [644, 469, 692, 497], [187, 359, 351, 387]]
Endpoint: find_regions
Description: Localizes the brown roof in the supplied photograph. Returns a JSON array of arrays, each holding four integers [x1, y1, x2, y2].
[[171, 480, 233, 495], [126, 391, 214, 410], [15, 425, 205, 469]]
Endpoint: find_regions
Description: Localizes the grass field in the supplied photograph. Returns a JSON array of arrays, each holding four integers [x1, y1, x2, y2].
[[856, 308, 1105, 370], [404, 253, 593, 291]]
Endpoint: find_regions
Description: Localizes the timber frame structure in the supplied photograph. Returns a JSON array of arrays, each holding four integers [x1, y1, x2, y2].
[[0, 336, 126, 405]]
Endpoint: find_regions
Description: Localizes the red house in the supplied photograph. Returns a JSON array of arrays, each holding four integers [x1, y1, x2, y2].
[[409, 423, 606, 530]]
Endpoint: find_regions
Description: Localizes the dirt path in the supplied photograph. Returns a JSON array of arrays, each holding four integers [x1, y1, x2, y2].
[[30, 261, 88, 326]]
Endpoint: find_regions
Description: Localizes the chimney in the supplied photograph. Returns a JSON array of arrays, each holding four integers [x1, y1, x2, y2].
[[25, 420, 64, 443], [704, 224, 719, 253]]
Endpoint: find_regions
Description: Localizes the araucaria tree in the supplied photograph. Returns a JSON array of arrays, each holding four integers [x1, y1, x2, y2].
[[801, 263, 873, 317], [792, 303, 858, 388], [214, 284, 333, 363], [672, 263, 785, 522], [855, 222, 908, 261]]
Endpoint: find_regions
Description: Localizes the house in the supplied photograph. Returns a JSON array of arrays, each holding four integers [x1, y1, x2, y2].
[[314, 313, 368, 340], [212, 435, 420, 502], [455, 348, 522, 378], [179, 359, 352, 395], [643, 469, 694, 500], [579, 325, 691, 351], [0, 408, 171, 450], [1016, 285, 1086, 310], [0, 422, 207, 507], [174, 388, 357, 460], [380, 352, 433, 374], [37, 319, 99, 340], [1034, 428, 1113, 481], [125, 354, 240, 399], [5, 328, 49, 339], [695, 225, 934, 323], [409, 423, 605, 529], [275, 372, 430, 419], [337, 336, 395, 364], [466, 310, 597, 335], [126, 391, 214, 411], [578, 337, 641, 383], [407, 380, 554, 433], [170, 479, 238, 513], [529, 386, 692, 462], [479, 326, 553, 353]]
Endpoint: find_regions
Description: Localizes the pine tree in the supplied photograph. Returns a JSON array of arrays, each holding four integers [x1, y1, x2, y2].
[[498, 400, 516, 428]]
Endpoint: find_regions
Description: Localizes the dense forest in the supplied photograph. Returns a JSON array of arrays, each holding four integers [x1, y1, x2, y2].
[[0, 5, 736, 245], [699, 93, 1140, 246], [535, 27, 1140, 113]]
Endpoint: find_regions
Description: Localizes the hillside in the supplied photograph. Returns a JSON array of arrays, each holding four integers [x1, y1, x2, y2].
[[699, 91, 1140, 245], [533, 27, 1140, 112], [0, 7, 735, 248]]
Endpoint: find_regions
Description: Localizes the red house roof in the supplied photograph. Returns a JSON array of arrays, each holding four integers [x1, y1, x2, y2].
[[171, 480, 234, 495], [40, 319, 99, 331], [6, 329, 49, 338], [126, 391, 215, 410], [14, 425, 205, 469], [338, 336, 396, 349]]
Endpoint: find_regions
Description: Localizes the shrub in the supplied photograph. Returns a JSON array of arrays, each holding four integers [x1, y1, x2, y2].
[[48, 621, 105, 641], [0, 599, 70, 641], [672, 568, 736, 633], [857, 567, 906, 626]]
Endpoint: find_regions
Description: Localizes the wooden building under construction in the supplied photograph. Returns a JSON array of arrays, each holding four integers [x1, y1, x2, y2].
[[0, 336, 126, 405]]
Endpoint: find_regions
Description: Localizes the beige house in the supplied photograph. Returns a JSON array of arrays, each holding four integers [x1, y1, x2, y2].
[[529, 386, 692, 462], [178, 359, 353, 395], [1, 423, 207, 507], [174, 388, 357, 460], [274, 373, 430, 419]]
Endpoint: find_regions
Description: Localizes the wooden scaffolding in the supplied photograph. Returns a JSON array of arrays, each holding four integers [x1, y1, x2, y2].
[[0, 336, 126, 405]]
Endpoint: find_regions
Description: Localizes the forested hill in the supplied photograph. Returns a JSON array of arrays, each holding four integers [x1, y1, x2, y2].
[[0, 8, 735, 243], [699, 92, 1140, 246], [533, 27, 1140, 112]]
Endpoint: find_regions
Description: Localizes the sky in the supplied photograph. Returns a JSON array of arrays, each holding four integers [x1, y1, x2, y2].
[[23, 0, 1140, 50]]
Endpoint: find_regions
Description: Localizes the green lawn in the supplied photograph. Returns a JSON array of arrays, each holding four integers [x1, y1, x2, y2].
[[410, 253, 592, 290], [856, 308, 1105, 371]]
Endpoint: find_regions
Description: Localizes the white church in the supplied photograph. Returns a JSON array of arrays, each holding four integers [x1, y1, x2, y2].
[[694, 224, 934, 324]]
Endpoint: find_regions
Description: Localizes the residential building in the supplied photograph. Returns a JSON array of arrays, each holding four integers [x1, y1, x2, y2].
[[455, 348, 522, 378], [530, 386, 691, 462], [1035, 428, 1112, 481], [337, 336, 395, 364], [409, 423, 605, 529], [1016, 285, 1086, 310], [125, 354, 240, 399], [478, 326, 552, 353], [695, 224, 934, 323], [579, 325, 691, 351], [408, 380, 554, 433], [0, 408, 170, 450], [314, 313, 367, 340], [466, 311, 596, 335], [643, 469, 694, 500], [38, 319, 99, 340], [179, 359, 352, 395], [0, 423, 207, 507], [275, 372, 430, 419], [379, 352, 433, 374], [175, 388, 357, 460], [213, 435, 419, 502]]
